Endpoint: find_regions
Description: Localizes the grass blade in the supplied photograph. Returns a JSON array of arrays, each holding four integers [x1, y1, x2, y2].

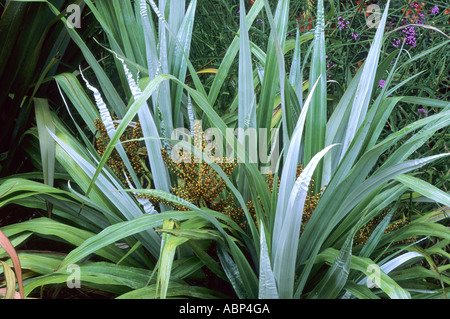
[[238, 0, 256, 131], [394, 175, 450, 207], [303, 0, 327, 192]]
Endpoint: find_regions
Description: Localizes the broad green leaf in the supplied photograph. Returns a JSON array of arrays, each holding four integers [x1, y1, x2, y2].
[[57, 212, 187, 270], [322, 66, 364, 186], [217, 245, 249, 299], [0, 261, 17, 299], [339, 0, 390, 160], [34, 98, 56, 218], [259, 0, 289, 140], [1, 218, 133, 267], [157, 219, 188, 299], [308, 228, 354, 299], [273, 143, 336, 299], [394, 175, 450, 208], [273, 78, 318, 240], [315, 248, 411, 299], [289, 28, 303, 108], [329, 154, 450, 239], [116, 281, 222, 299], [258, 222, 278, 299], [380, 222, 450, 246], [343, 282, 381, 299], [170, 0, 197, 127]]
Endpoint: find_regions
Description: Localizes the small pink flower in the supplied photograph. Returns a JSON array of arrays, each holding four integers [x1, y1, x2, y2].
[[431, 6, 439, 16], [393, 38, 401, 48], [417, 108, 428, 117], [337, 16, 350, 30]]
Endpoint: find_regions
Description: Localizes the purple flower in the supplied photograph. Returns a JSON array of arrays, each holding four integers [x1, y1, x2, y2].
[[326, 55, 335, 69], [402, 26, 417, 47], [337, 16, 350, 30], [431, 5, 439, 16], [392, 38, 401, 48], [256, 18, 263, 24], [417, 107, 428, 117], [416, 13, 425, 24], [378, 80, 386, 88], [351, 32, 359, 40]]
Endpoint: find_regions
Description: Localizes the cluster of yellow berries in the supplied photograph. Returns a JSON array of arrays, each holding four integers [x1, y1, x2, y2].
[[353, 212, 415, 247], [142, 121, 239, 212], [220, 198, 255, 230], [94, 117, 148, 186]]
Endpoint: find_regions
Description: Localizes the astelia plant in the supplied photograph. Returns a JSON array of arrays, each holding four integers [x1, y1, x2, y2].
[[0, 0, 449, 299]]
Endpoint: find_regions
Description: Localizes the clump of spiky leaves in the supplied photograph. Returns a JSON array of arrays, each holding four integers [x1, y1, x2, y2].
[[2, 0, 449, 301], [70, 0, 450, 300]]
